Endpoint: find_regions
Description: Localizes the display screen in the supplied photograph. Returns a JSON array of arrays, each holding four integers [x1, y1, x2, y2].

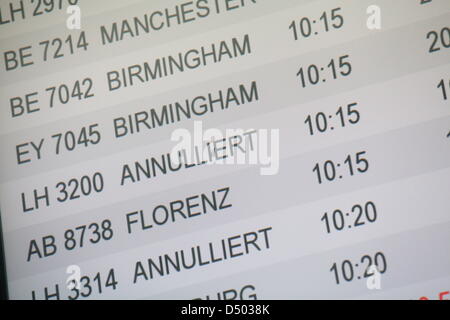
[[0, 0, 449, 300]]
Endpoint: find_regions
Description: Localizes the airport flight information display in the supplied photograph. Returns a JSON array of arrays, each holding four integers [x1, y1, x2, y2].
[[0, 0, 449, 300]]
